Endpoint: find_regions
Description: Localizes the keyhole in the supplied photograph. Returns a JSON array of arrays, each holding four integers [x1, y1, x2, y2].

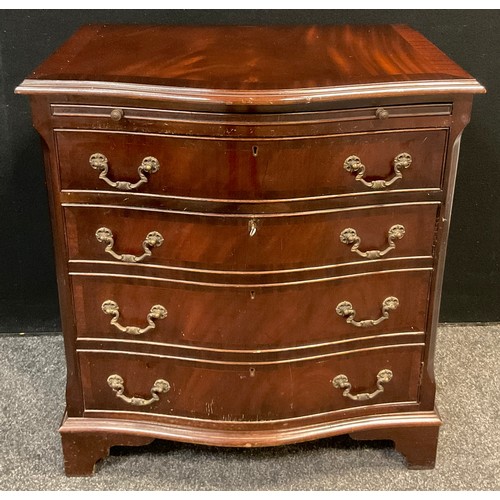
[[249, 367, 256, 377], [252, 145, 258, 157], [248, 219, 257, 237], [250, 290, 256, 300]]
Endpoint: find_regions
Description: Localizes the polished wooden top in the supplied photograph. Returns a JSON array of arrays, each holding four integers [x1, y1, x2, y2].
[[17, 24, 485, 107]]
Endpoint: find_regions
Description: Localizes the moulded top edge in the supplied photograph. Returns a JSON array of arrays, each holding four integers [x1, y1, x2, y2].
[[15, 78, 486, 108]]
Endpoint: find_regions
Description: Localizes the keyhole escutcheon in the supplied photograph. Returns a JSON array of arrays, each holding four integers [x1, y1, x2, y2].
[[248, 219, 258, 237]]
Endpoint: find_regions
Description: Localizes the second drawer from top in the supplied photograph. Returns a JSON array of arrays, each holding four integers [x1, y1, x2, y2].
[[65, 202, 439, 272]]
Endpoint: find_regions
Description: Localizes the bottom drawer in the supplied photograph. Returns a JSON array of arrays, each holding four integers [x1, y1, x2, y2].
[[80, 345, 423, 422]]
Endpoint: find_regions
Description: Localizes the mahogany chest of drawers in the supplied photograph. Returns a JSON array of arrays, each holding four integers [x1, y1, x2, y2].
[[17, 24, 484, 475]]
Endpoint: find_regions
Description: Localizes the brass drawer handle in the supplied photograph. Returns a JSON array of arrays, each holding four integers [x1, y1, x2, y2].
[[340, 224, 405, 259], [101, 300, 167, 336], [343, 152, 412, 189], [336, 296, 399, 327], [89, 153, 160, 191], [333, 369, 393, 401], [95, 227, 164, 263], [107, 374, 170, 406]]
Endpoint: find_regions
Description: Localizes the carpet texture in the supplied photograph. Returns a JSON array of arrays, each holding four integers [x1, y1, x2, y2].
[[0, 324, 498, 490]]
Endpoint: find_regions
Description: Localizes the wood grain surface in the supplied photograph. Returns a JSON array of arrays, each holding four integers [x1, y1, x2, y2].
[[16, 25, 484, 110], [71, 269, 432, 350], [22, 25, 482, 91], [56, 128, 448, 199], [78, 345, 423, 421], [16, 24, 483, 473], [64, 202, 439, 271]]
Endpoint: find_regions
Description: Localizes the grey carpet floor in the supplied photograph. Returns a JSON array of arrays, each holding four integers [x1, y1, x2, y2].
[[0, 324, 499, 490]]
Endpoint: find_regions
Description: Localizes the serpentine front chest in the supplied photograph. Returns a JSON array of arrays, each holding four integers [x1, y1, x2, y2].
[[16, 24, 484, 475]]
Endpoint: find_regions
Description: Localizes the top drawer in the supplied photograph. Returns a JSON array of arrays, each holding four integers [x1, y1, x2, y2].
[[55, 128, 447, 201]]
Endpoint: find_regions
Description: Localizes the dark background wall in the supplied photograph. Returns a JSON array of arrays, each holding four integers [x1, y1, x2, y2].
[[0, 10, 498, 334]]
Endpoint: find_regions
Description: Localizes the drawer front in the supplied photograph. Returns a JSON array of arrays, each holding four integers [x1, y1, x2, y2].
[[65, 203, 439, 271], [71, 269, 432, 349], [56, 129, 447, 200], [79, 346, 423, 421]]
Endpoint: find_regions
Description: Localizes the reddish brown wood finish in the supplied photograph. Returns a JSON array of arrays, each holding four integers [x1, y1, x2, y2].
[[64, 203, 439, 271], [51, 102, 453, 128], [350, 424, 440, 469], [60, 410, 441, 475], [78, 346, 423, 421], [56, 129, 447, 199], [50, 102, 455, 139], [16, 24, 483, 474], [71, 270, 432, 349], [61, 427, 154, 476], [26, 25, 476, 88]]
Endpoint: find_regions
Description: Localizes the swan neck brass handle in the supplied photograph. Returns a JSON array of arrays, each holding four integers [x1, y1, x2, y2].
[[343, 152, 412, 189], [340, 224, 405, 259], [333, 369, 393, 401], [107, 374, 170, 406], [101, 300, 167, 336], [95, 227, 164, 263], [336, 296, 399, 328], [89, 153, 160, 191]]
